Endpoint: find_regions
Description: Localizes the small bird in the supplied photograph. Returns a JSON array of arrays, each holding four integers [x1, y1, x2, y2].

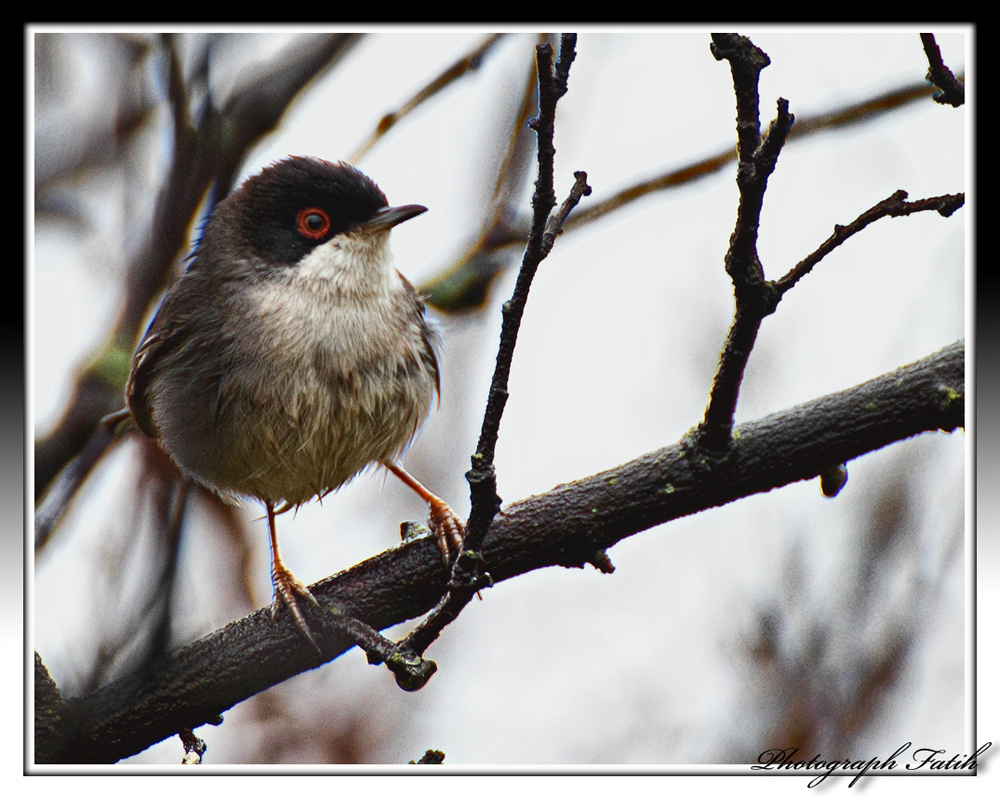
[[106, 156, 464, 649]]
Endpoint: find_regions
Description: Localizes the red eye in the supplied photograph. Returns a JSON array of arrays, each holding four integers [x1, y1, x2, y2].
[[296, 207, 331, 239]]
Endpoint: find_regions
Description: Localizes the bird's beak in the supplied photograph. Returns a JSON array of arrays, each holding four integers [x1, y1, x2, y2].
[[358, 204, 427, 233]]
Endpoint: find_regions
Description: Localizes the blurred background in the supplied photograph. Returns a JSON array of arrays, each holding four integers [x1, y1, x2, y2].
[[31, 28, 968, 766]]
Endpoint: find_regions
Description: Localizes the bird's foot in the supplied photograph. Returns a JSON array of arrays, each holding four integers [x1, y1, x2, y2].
[[428, 497, 466, 565], [270, 564, 322, 654]]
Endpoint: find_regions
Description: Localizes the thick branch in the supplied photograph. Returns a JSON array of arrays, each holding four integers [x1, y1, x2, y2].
[[39, 341, 963, 764]]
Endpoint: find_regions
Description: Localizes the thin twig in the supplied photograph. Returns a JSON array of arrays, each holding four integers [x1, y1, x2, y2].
[[420, 72, 954, 313], [348, 33, 507, 163], [468, 34, 579, 543], [541, 172, 593, 259], [697, 35, 964, 459], [421, 34, 549, 310], [775, 190, 965, 295], [327, 613, 437, 691], [400, 34, 585, 660]]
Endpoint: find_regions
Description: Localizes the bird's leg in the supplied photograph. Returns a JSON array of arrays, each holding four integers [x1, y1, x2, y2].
[[385, 463, 465, 564], [267, 503, 434, 686], [266, 501, 321, 653]]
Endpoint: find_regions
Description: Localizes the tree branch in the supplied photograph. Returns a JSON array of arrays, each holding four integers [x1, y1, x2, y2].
[[699, 34, 794, 455], [420, 70, 956, 315], [775, 190, 965, 296], [37, 340, 964, 764], [696, 33, 964, 462]]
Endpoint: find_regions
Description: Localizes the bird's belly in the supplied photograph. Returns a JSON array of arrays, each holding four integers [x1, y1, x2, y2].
[[155, 353, 436, 506]]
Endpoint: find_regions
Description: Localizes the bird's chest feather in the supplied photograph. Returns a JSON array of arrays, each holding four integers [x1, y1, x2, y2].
[[217, 272, 435, 444]]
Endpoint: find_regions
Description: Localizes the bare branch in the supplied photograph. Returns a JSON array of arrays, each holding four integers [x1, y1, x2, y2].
[[467, 34, 581, 540], [698, 35, 794, 455], [695, 36, 964, 459], [710, 33, 770, 162], [775, 190, 965, 296], [398, 35, 586, 659], [420, 73, 953, 313], [38, 341, 963, 764]]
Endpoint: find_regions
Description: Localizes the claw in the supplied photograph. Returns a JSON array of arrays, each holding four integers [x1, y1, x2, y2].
[[385, 463, 466, 565], [270, 563, 322, 651], [428, 497, 465, 565]]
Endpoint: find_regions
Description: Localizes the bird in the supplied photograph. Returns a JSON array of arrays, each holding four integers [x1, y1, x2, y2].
[[105, 156, 464, 650]]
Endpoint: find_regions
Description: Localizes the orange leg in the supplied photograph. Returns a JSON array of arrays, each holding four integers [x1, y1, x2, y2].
[[266, 501, 321, 652], [385, 463, 465, 564]]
